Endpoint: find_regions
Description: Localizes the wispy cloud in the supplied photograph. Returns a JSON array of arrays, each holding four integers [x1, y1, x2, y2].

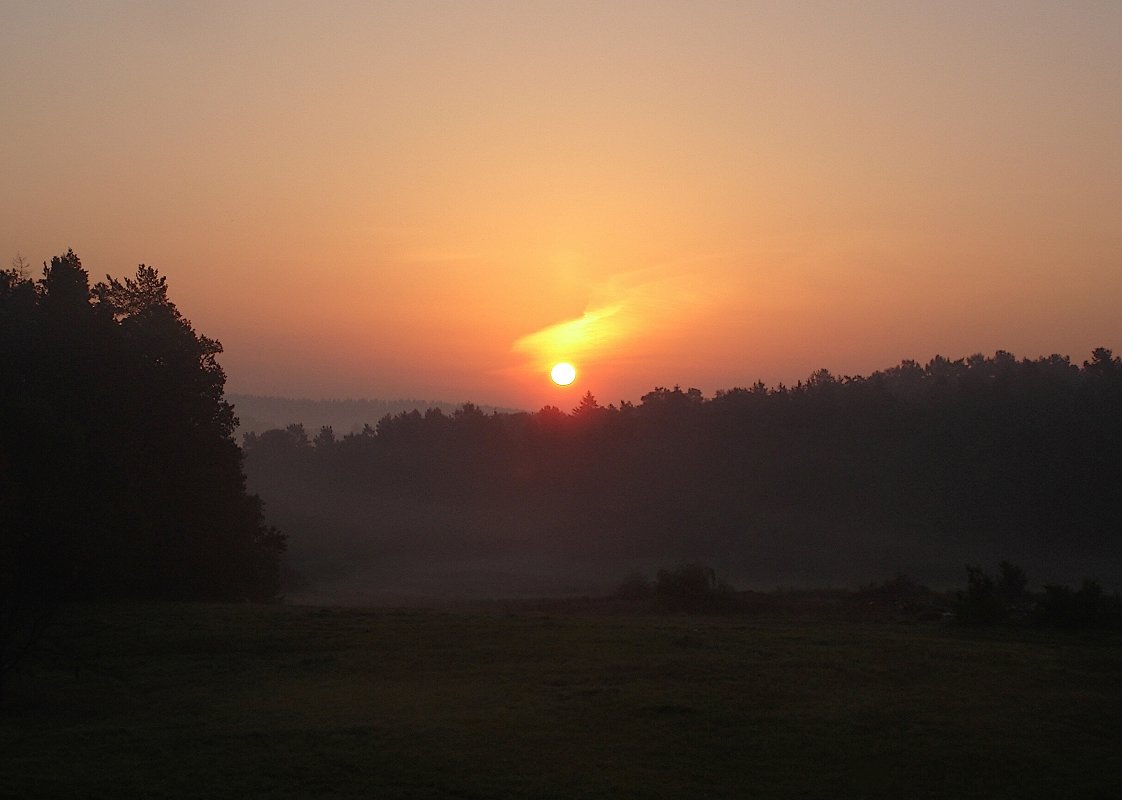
[[512, 266, 709, 369]]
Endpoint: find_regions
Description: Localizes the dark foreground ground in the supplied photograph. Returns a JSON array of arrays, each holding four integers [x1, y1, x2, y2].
[[2, 600, 1120, 799]]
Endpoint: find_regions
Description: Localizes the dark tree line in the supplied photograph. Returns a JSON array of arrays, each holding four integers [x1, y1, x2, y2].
[[1, 251, 285, 613], [244, 350, 1122, 591], [228, 394, 520, 436], [949, 561, 1122, 629]]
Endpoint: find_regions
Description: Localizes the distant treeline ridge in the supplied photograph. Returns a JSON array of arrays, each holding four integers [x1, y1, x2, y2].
[[229, 394, 520, 436], [245, 348, 1122, 592]]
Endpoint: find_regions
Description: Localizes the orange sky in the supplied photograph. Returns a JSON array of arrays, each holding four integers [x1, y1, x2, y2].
[[3, 1, 1120, 409]]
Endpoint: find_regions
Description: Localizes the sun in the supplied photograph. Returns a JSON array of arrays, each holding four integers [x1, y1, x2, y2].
[[550, 362, 577, 386]]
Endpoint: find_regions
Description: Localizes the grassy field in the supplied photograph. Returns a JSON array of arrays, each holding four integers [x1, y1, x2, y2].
[[2, 601, 1120, 799]]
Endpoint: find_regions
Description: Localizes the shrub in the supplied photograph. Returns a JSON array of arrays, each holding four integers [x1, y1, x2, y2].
[[855, 574, 947, 621], [1034, 580, 1122, 630], [654, 563, 737, 613], [952, 566, 1007, 625], [995, 561, 1029, 603], [614, 572, 653, 601], [855, 574, 928, 603]]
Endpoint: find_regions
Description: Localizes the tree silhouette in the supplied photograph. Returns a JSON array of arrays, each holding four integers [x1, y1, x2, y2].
[[242, 347, 1122, 597], [572, 390, 601, 417], [0, 252, 284, 629]]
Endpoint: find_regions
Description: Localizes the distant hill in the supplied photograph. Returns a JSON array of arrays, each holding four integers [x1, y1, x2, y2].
[[227, 394, 522, 438]]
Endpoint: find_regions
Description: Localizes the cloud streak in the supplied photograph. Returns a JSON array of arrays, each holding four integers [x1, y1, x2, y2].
[[512, 267, 708, 371]]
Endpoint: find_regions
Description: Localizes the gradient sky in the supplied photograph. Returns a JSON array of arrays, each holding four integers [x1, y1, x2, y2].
[[3, 1, 1120, 409]]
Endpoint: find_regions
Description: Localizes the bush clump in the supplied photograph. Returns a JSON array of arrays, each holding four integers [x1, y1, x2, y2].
[[1034, 581, 1122, 630], [953, 566, 1007, 625], [855, 574, 948, 621], [953, 563, 1122, 629], [654, 563, 737, 613], [614, 572, 653, 601]]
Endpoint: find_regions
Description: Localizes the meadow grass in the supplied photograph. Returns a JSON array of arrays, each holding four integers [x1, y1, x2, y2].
[[2, 601, 1120, 799]]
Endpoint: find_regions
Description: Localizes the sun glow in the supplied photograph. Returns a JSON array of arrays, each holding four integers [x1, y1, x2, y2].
[[510, 269, 710, 399], [550, 362, 577, 386]]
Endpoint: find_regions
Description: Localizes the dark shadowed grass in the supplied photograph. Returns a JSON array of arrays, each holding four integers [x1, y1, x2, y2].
[[2, 602, 1120, 799]]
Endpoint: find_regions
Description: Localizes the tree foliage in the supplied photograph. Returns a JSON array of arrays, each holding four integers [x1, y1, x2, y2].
[[951, 563, 1122, 629], [243, 349, 1122, 591], [952, 566, 1007, 625], [654, 563, 736, 613], [1, 251, 284, 612]]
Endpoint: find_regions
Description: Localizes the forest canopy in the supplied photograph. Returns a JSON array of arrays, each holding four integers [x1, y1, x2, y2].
[[0, 251, 284, 604], [244, 349, 1122, 595]]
